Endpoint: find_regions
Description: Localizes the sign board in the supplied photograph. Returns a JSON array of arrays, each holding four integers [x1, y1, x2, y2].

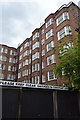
[[0, 80, 68, 90]]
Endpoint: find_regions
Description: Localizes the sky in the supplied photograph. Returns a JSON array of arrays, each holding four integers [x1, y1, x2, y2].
[[0, 0, 80, 48]]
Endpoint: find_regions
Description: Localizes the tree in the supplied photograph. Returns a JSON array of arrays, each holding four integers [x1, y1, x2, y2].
[[54, 31, 80, 90]]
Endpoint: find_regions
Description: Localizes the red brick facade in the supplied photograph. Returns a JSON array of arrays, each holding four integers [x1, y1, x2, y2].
[[0, 2, 80, 85]]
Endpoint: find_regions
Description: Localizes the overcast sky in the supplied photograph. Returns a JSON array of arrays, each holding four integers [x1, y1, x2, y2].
[[0, 0, 79, 48]]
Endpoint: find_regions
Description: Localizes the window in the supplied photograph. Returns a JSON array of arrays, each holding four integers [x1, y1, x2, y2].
[[0, 73, 4, 79], [29, 41, 31, 45], [56, 14, 63, 26], [56, 12, 69, 26], [47, 70, 56, 81], [29, 59, 31, 64], [57, 27, 65, 40], [42, 49, 45, 56], [19, 55, 22, 60], [42, 75, 45, 83], [62, 68, 65, 76], [32, 77, 35, 84], [57, 26, 72, 40], [68, 42, 73, 47], [65, 26, 72, 35], [29, 49, 31, 54], [7, 74, 15, 80], [46, 18, 54, 28], [24, 42, 29, 48], [32, 64, 35, 72], [35, 76, 39, 84], [46, 41, 54, 52], [32, 63, 39, 72], [47, 54, 56, 65], [23, 50, 29, 57], [22, 80, 30, 83], [16, 59, 18, 63], [64, 12, 69, 20], [8, 66, 15, 71], [0, 64, 5, 70], [23, 59, 28, 66], [32, 32, 39, 40], [42, 62, 45, 69], [63, 42, 73, 49], [1, 48, 7, 53], [20, 46, 23, 52], [22, 69, 28, 76], [0, 56, 7, 61], [9, 58, 15, 63], [10, 50, 16, 55], [59, 42, 73, 55], [41, 39, 44, 45], [41, 29, 44, 34], [32, 42, 39, 50], [32, 76, 39, 84], [15, 67, 16, 71], [32, 52, 39, 61], [18, 72, 21, 79], [19, 63, 22, 69], [46, 29, 53, 39], [29, 69, 31, 74], [8, 74, 15, 80]]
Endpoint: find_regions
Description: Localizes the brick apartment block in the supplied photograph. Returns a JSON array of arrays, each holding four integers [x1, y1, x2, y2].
[[0, 2, 80, 85]]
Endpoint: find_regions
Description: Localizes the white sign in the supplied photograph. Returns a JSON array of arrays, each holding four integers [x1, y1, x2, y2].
[[0, 80, 68, 90]]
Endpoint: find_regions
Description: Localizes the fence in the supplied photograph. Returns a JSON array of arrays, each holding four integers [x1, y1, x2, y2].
[[0, 81, 80, 119]]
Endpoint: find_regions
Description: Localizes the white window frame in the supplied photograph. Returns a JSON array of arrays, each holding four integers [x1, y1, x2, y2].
[[29, 69, 31, 74], [0, 64, 5, 70], [0, 56, 7, 62], [59, 42, 73, 55], [22, 69, 28, 76], [41, 39, 44, 45], [46, 41, 54, 52], [32, 52, 39, 61], [10, 50, 16, 55], [32, 76, 39, 84], [29, 49, 31, 54], [23, 59, 28, 66], [0, 73, 4, 79], [23, 50, 29, 57], [57, 26, 72, 40], [32, 32, 39, 40], [18, 72, 21, 79], [47, 54, 56, 65], [19, 63, 22, 69], [47, 70, 56, 81], [42, 75, 45, 83], [46, 18, 53, 28], [56, 12, 69, 26], [7, 74, 14, 80], [20, 46, 23, 52], [19, 55, 22, 60], [42, 49, 45, 56], [41, 29, 44, 34], [32, 63, 39, 72], [1, 48, 7, 53], [46, 29, 53, 39], [32, 42, 39, 50], [8, 66, 15, 71], [35, 76, 39, 84], [42, 62, 45, 69], [24, 42, 29, 48], [9, 58, 15, 63], [29, 59, 31, 64]]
